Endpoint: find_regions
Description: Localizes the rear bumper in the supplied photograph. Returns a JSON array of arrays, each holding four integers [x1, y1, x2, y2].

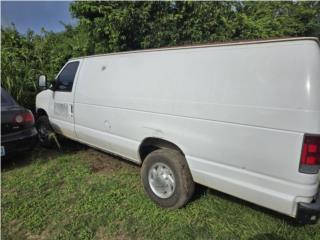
[[297, 192, 320, 224], [1, 127, 37, 156]]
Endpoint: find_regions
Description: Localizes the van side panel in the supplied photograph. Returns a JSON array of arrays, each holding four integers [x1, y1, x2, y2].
[[76, 40, 320, 133], [74, 40, 320, 216]]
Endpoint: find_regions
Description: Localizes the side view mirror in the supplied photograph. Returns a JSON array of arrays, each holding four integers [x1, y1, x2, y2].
[[50, 80, 57, 91], [38, 75, 47, 90]]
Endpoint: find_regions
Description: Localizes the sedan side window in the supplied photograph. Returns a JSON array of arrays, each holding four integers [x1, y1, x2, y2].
[[56, 61, 79, 92]]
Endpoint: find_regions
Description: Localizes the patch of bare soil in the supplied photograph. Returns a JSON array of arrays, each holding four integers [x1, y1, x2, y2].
[[26, 228, 50, 240], [4, 220, 28, 240], [84, 149, 139, 174], [95, 224, 129, 240]]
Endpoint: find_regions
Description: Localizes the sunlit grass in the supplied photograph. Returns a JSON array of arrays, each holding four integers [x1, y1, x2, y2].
[[2, 145, 320, 240]]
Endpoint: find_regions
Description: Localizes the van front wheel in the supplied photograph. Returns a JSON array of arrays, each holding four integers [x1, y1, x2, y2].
[[36, 116, 55, 148], [141, 149, 195, 209]]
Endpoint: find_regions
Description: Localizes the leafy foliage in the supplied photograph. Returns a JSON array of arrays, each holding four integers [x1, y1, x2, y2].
[[1, 1, 320, 109], [70, 1, 320, 53]]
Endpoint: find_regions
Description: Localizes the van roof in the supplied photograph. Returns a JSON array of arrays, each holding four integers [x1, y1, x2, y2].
[[70, 37, 319, 61]]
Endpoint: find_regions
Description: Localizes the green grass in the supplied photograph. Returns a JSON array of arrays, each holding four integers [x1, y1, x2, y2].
[[2, 143, 320, 240]]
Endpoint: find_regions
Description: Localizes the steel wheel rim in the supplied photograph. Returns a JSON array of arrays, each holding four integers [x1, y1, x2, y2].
[[37, 123, 49, 142], [148, 162, 176, 199]]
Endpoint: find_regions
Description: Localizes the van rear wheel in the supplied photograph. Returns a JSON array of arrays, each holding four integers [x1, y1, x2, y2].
[[141, 149, 195, 209], [36, 116, 55, 148]]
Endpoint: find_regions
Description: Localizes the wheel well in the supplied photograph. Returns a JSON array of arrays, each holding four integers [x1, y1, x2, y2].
[[37, 108, 48, 118], [139, 137, 184, 162]]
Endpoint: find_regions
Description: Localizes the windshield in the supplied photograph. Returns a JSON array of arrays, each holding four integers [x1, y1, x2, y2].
[[1, 88, 16, 107]]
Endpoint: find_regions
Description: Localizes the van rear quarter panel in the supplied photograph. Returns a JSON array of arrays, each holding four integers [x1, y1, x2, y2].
[[74, 39, 320, 216]]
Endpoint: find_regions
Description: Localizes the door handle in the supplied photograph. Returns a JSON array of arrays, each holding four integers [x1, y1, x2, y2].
[[68, 104, 74, 117]]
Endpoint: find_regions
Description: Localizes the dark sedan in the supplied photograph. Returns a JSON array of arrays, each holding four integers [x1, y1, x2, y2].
[[1, 88, 37, 157]]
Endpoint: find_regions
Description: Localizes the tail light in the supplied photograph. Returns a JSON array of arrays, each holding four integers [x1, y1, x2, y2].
[[13, 111, 35, 125], [300, 134, 320, 174]]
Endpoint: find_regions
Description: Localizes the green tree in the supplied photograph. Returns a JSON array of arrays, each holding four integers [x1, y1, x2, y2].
[[1, 26, 39, 108], [1, 24, 88, 109], [70, 1, 320, 54]]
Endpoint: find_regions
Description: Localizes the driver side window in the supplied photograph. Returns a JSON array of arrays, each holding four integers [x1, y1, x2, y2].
[[56, 61, 79, 92]]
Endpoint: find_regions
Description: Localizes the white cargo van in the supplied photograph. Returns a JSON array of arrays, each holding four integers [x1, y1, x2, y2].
[[36, 37, 320, 224]]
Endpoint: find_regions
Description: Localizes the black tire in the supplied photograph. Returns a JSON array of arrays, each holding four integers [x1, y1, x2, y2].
[[36, 115, 55, 148], [141, 148, 195, 209]]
